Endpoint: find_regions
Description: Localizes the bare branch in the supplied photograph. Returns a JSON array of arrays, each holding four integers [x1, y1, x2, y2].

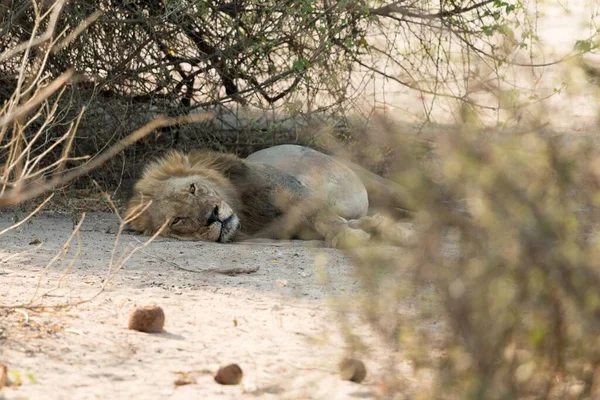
[[0, 112, 215, 206]]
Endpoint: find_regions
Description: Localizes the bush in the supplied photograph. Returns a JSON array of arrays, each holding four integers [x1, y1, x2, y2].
[[1, 0, 538, 194], [339, 118, 600, 398]]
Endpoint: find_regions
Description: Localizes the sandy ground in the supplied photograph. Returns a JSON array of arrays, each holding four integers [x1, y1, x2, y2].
[[1, 2, 592, 399], [0, 212, 428, 400]]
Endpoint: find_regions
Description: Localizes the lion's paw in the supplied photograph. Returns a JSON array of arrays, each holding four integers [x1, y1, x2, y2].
[[348, 214, 416, 247], [385, 222, 416, 246], [326, 228, 371, 249], [347, 213, 386, 232]]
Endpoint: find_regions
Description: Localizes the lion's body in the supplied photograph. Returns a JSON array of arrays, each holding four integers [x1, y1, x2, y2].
[[126, 145, 410, 247], [245, 145, 369, 219]]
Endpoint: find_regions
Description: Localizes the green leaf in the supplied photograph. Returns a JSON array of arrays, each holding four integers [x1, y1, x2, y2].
[[292, 58, 310, 71], [482, 26, 494, 36], [26, 372, 37, 384], [574, 39, 592, 53]]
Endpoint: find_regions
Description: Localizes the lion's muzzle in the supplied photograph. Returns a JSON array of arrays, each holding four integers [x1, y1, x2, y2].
[[218, 214, 241, 243]]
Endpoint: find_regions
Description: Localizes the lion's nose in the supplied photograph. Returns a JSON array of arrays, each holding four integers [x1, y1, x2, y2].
[[206, 205, 220, 225]]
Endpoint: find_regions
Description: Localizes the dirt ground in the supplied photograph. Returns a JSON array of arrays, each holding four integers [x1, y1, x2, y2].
[[0, 211, 429, 399]]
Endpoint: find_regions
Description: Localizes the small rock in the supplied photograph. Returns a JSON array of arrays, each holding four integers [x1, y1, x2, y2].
[[214, 364, 243, 385], [339, 358, 367, 383], [173, 373, 196, 386], [128, 305, 165, 333]]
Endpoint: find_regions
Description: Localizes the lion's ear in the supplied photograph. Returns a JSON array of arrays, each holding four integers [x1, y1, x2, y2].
[[179, 154, 191, 166], [165, 151, 190, 167]]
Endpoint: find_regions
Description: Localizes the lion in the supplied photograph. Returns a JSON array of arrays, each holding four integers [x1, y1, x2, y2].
[[125, 144, 412, 248]]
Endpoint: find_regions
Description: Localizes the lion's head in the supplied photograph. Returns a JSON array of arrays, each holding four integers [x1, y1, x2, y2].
[[126, 151, 242, 243]]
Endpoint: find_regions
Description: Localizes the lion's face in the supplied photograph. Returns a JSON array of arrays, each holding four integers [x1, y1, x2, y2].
[[129, 175, 242, 243]]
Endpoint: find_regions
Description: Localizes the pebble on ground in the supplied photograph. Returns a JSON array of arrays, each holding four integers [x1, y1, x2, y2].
[[214, 364, 243, 385], [339, 358, 367, 383]]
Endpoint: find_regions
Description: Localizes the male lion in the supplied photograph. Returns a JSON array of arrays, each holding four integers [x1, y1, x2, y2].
[[125, 144, 411, 248]]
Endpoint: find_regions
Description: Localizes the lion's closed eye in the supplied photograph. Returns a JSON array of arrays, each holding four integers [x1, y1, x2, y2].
[[171, 217, 183, 226]]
